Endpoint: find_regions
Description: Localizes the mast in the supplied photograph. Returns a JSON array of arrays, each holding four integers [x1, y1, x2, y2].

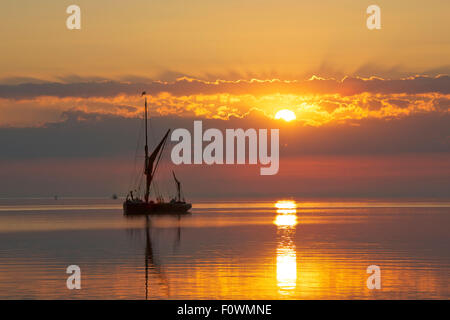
[[144, 94, 148, 159], [141, 92, 170, 203], [143, 92, 150, 202]]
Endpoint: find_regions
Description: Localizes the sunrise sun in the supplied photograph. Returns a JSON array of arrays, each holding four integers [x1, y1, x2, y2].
[[275, 109, 296, 122]]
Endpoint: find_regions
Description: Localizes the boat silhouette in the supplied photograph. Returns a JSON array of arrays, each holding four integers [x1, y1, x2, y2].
[[123, 92, 192, 215]]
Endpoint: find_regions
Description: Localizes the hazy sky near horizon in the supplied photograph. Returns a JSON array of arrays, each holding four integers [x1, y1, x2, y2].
[[0, 1, 449, 198]]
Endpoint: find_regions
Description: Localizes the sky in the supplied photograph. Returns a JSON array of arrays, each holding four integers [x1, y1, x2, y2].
[[0, 0, 449, 199]]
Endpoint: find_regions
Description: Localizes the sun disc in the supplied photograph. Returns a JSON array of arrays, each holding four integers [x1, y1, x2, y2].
[[275, 109, 296, 122]]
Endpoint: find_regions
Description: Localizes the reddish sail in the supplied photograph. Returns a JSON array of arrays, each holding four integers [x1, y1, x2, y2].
[[144, 129, 170, 203]]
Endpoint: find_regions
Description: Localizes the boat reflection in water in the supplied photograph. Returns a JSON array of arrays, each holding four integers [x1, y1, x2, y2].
[[274, 200, 298, 295], [125, 213, 186, 299]]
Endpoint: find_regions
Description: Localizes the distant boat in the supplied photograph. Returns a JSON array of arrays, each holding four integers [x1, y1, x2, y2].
[[123, 93, 192, 215]]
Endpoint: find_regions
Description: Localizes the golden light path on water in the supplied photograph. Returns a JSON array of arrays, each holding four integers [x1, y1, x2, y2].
[[274, 200, 298, 294], [274, 200, 297, 210], [0, 198, 448, 299]]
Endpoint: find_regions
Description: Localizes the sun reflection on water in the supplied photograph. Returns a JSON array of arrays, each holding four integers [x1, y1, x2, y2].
[[274, 214, 297, 226], [274, 200, 298, 295], [274, 200, 297, 210]]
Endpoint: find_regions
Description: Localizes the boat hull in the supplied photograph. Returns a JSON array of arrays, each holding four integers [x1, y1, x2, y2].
[[123, 201, 192, 215]]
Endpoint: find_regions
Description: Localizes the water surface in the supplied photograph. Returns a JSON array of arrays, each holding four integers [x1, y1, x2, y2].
[[0, 198, 448, 299]]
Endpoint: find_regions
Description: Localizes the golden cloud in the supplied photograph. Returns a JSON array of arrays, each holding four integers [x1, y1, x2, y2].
[[0, 76, 449, 127]]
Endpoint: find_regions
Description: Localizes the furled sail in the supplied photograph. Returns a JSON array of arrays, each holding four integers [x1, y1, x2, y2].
[[172, 171, 181, 201]]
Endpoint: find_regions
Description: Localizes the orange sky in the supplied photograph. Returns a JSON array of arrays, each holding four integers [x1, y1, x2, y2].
[[0, 0, 449, 80], [0, 1, 448, 198]]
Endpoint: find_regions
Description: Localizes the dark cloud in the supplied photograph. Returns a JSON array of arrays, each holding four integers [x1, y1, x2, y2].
[[433, 97, 450, 112], [1, 75, 449, 100], [0, 109, 448, 161], [386, 99, 410, 109], [0, 110, 448, 199]]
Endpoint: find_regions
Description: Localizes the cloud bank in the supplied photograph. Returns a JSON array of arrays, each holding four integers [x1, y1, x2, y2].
[[0, 75, 449, 100], [0, 75, 449, 127]]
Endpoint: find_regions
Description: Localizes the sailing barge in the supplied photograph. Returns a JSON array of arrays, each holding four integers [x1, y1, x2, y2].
[[123, 93, 192, 215]]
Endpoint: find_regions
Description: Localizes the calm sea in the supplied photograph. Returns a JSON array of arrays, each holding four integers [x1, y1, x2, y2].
[[0, 198, 448, 299]]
